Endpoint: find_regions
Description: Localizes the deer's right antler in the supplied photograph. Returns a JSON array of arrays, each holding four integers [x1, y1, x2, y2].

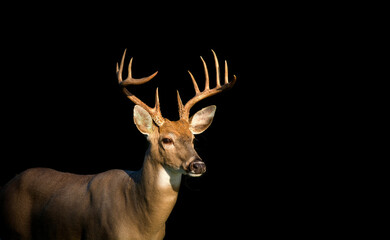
[[117, 49, 164, 126]]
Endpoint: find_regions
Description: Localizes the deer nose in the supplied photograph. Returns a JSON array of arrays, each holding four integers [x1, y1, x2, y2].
[[189, 160, 206, 175]]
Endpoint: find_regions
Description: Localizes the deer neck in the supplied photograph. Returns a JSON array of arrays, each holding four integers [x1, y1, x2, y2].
[[130, 147, 182, 233]]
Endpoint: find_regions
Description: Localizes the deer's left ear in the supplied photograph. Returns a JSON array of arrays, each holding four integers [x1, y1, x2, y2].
[[189, 105, 216, 134]]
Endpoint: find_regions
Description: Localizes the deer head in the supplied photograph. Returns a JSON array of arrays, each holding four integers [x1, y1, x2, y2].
[[117, 50, 236, 177]]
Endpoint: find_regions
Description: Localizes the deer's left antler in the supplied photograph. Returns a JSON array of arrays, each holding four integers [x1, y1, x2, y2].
[[177, 50, 237, 121]]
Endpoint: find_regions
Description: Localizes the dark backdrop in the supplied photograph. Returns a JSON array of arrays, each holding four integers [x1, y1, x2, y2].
[[0, 8, 342, 239]]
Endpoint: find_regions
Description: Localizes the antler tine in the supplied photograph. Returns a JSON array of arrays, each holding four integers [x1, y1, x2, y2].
[[200, 56, 210, 90], [224, 60, 229, 84], [187, 71, 200, 94], [177, 90, 185, 120], [212, 50, 221, 88], [117, 49, 164, 126], [178, 50, 237, 121]]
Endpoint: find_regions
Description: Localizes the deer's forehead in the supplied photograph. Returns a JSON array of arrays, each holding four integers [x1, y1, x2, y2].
[[159, 120, 192, 138]]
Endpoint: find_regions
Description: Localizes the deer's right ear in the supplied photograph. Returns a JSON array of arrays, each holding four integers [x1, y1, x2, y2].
[[133, 105, 155, 135]]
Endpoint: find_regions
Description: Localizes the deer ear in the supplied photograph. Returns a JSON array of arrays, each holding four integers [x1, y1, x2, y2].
[[133, 105, 155, 135], [189, 105, 216, 134]]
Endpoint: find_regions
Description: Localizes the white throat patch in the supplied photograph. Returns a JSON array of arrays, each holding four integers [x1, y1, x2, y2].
[[157, 165, 182, 190]]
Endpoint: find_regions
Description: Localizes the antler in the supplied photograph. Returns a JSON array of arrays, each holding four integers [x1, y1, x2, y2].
[[117, 49, 165, 126], [177, 50, 237, 121]]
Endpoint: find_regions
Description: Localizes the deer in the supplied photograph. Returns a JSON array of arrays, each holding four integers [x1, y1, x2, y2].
[[0, 49, 236, 240]]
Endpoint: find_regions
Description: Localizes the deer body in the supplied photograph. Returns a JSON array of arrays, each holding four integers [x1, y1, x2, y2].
[[0, 157, 179, 239], [0, 50, 236, 240]]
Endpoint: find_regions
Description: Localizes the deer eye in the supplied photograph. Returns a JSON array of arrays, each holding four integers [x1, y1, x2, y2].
[[162, 138, 173, 145]]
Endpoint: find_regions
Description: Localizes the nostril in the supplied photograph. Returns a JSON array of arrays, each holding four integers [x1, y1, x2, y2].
[[189, 160, 206, 174], [192, 163, 198, 170]]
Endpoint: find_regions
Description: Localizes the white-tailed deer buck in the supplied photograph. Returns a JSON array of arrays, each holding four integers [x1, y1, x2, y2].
[[0, 50, 236, 240]]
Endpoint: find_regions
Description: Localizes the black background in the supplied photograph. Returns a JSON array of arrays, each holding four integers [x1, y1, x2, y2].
[[0, 5, 348, 239]]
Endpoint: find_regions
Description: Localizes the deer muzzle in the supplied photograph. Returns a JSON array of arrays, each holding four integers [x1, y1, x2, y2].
[[188, 159, 206, 176]]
